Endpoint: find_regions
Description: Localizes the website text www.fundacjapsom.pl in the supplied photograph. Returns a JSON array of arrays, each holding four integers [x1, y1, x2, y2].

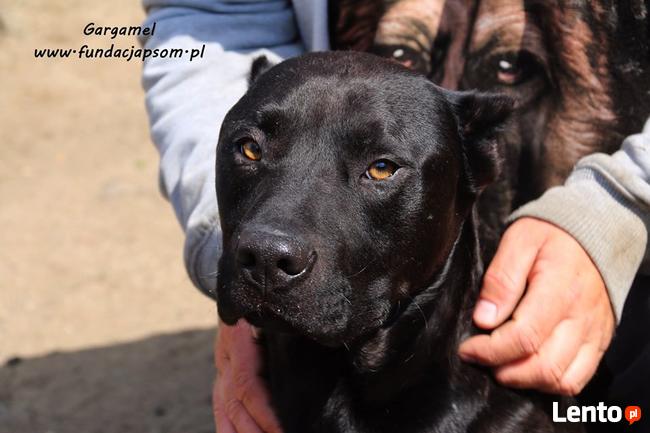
[[34, 44, 205, 62]]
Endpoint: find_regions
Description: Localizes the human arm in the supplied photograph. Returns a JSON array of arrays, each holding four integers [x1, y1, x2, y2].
[[460, 118, 650, 394]]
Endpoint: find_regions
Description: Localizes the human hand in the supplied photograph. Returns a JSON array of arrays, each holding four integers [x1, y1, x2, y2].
[[213, 319, 283, 433], [458, 217, 615, 395]]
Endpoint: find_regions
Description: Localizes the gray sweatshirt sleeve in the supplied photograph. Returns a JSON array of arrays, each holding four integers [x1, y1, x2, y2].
[[510, 118, 650, 320], [141, 0, 305, 296]]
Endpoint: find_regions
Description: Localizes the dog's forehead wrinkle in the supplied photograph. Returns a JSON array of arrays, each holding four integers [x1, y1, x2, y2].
[[294, 78, 384, 120], [268, 96, 408, 164]]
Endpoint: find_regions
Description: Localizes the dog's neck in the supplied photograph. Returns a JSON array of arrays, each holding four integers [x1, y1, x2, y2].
[[346, 212, 484, 404]]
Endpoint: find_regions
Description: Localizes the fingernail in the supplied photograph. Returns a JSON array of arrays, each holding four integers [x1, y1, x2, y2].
[[458, 352, 478, 363], [250, 325, 260, 338], [474, 299, 497, 325]]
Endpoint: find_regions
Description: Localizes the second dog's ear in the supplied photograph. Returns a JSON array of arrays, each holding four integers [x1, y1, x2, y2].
[[447, 91, 513, 193], [249, 55, 274, 85]]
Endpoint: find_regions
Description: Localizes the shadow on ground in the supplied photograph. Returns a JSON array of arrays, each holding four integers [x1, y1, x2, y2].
[[0, 329, 216, 433]]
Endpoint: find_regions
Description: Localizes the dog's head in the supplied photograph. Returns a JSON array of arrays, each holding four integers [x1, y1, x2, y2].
[[215, 52, 510, 346]]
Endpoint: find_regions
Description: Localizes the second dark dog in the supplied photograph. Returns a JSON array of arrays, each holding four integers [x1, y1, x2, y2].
[[215, 51, 581, 433]]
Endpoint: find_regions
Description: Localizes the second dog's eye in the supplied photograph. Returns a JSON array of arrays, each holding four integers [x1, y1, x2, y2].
[[240, 140, 262, 161], [493, 51, 541, 86], [365, 159, 399, 180]]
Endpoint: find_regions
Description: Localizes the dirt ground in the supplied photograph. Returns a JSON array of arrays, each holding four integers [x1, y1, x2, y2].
[[0, 1, 218, 432]]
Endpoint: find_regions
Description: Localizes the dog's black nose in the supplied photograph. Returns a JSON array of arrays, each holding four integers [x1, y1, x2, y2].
[[236, 228, 314, 290]]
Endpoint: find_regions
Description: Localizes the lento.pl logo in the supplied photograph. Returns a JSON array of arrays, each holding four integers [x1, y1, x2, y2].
[[553, 402, 642, 425]]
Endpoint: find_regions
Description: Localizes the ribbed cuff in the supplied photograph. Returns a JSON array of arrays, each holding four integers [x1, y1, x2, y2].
[[509, 168, 647, 321]]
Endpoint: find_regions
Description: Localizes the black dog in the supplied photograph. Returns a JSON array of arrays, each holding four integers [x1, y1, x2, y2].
[[215, 52, 581, 433]]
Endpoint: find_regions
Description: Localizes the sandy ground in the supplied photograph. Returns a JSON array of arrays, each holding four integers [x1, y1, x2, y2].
[[0, 0, 218, 432]]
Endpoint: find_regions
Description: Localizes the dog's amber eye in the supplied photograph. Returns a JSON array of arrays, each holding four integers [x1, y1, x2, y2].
[[240, 140, 262, 161], [365, 159, 398, 180]]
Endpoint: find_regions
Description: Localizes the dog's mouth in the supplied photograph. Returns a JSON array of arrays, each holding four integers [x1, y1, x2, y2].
[[244, 305, 347, 347], [244, 305, 297, 334]]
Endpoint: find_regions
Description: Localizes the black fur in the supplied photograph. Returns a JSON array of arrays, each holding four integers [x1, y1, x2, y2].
[[215, 52, 582, 433]]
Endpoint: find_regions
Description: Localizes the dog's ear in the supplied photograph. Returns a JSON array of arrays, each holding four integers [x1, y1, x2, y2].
[[447, 91, 513, 193], [249, 55, 274, 85]]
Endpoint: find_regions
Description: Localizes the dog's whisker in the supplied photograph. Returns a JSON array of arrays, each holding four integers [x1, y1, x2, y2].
[[340, 293, 352, 305], [344, 258, 377, 279], [408, 294, 429, 331]]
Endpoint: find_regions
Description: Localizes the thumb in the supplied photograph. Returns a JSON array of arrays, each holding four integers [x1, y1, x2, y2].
[[474, 219, 542, 329]]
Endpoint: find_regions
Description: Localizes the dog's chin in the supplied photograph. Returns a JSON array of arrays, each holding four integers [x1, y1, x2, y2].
[[220, 301, 347, 348], [244, 308, 297, 334], [251, 307, 349, 348]]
